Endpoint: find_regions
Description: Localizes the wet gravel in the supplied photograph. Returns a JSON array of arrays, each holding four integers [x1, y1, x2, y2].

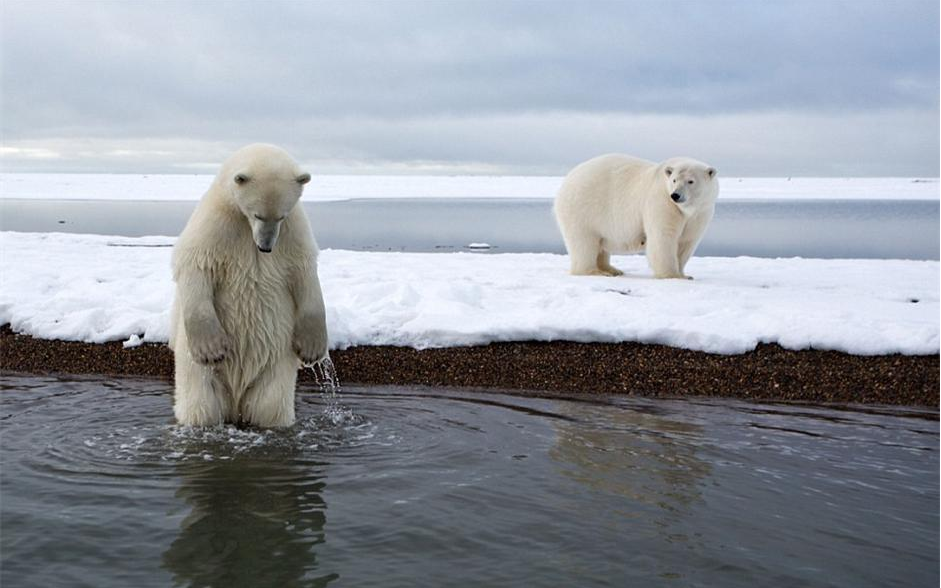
[[1, 325, 937, 406]]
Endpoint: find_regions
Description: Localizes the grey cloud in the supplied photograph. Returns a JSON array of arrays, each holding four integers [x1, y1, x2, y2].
[[1, 0, 938, 175], [3, 109, 936, 176]]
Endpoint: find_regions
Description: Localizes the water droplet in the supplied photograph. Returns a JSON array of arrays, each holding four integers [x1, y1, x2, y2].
[[304, 355, 349, 424]]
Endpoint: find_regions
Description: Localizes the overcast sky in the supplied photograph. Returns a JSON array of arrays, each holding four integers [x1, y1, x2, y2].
[[1, 0, 938, 176]]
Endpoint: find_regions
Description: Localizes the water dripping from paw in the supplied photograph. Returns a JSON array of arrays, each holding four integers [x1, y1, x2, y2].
[[304, 355, 354, 426]]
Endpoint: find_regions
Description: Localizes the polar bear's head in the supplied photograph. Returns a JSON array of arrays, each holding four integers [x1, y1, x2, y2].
[[221, 144, 311, 253], [661, 158, 718, 212]]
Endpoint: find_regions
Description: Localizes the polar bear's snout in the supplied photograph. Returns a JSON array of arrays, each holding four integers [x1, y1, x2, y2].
[[670, 192, 685, 203], [249, 217, 284, 253]]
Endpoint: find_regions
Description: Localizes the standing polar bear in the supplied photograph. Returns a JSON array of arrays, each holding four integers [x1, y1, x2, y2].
[[554, 154, 719, 279], [170, 143, 328, 428]]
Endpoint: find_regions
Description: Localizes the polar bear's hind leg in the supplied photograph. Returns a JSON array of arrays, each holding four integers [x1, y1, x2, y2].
[[174, 358, 228, 427], [239, 356, 298, 428], [596, 251, 624, 276], [564, 234, 605, 276]]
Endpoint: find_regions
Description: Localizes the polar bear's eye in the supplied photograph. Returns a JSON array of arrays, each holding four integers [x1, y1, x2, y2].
[[687, 180, 695, 185]]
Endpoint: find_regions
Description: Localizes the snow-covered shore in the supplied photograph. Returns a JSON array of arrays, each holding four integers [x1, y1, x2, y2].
[[1, 232, 936, 356], [1, 173, 938, 202]]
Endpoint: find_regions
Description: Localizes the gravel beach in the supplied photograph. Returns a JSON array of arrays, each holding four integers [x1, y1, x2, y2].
[[2, 325, 937, 406]]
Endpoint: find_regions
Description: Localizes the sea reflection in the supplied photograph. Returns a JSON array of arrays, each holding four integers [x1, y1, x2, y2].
[[549, 400, 710, 522], [162, 455, 337, 588]]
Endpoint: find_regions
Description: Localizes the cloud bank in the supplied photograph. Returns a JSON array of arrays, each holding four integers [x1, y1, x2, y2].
[[1, 0, 938, 175]]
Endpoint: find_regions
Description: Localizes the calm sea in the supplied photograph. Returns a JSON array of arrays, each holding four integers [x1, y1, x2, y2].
[[0, 198, 938, 259]]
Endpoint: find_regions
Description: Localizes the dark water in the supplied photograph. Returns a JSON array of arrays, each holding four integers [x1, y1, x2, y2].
[[1, 374, 937, 588], [1, 198, 938, 259]]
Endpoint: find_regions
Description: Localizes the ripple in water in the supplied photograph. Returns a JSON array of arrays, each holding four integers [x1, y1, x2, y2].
[[1, 374, 937, 588], [41, 360, 369, 466]]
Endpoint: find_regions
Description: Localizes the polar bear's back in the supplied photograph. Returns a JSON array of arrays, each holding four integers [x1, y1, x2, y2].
[[568, 153, 656, 179], [555, 153, 657, 205], [553, 153, 658, 236]]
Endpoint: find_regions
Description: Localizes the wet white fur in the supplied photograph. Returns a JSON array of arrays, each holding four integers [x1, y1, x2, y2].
[[170, 144, 327, 427], [553, 154, 719, 279]]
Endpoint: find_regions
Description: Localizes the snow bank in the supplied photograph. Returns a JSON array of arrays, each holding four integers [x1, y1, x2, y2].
[[1, 232, 936, 356], [1, 173, 937, 202]]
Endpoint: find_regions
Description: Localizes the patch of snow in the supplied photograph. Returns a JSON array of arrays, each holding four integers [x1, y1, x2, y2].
[[0, 231, 937, 355], [122, 333, 142, 348]]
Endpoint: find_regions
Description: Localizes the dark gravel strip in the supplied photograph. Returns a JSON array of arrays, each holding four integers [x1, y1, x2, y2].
[[1, 325, 937, 406]]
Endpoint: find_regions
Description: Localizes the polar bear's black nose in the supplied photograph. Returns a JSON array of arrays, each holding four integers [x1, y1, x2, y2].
[[671, 192, 683, 202], [257, 246, 272, 253]]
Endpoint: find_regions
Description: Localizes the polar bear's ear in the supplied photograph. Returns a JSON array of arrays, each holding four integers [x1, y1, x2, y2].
[[296, 173, 311, 185], [707, 167, 716, 178], [664, 167, 674, 177], [234, 173, 251, 185]]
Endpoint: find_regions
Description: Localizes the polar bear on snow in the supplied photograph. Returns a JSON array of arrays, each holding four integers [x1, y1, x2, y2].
[[170, 143, 328, 428], [553, 154, 719, 279]]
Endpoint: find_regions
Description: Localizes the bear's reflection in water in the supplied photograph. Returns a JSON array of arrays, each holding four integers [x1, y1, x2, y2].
[[549, 400, 711, 531], [162, 455, 338, 588]]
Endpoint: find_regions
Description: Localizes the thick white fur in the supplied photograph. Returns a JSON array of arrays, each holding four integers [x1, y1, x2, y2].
[[553, 154, 719, 279], [170, 144, 328, 428]]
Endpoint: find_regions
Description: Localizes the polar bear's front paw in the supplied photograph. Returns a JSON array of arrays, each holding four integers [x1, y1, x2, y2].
[[583, 267, 623, 277], [188, 327, 231, 364], [294, 312, 328, 364], [293, 330, 328, 365]]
